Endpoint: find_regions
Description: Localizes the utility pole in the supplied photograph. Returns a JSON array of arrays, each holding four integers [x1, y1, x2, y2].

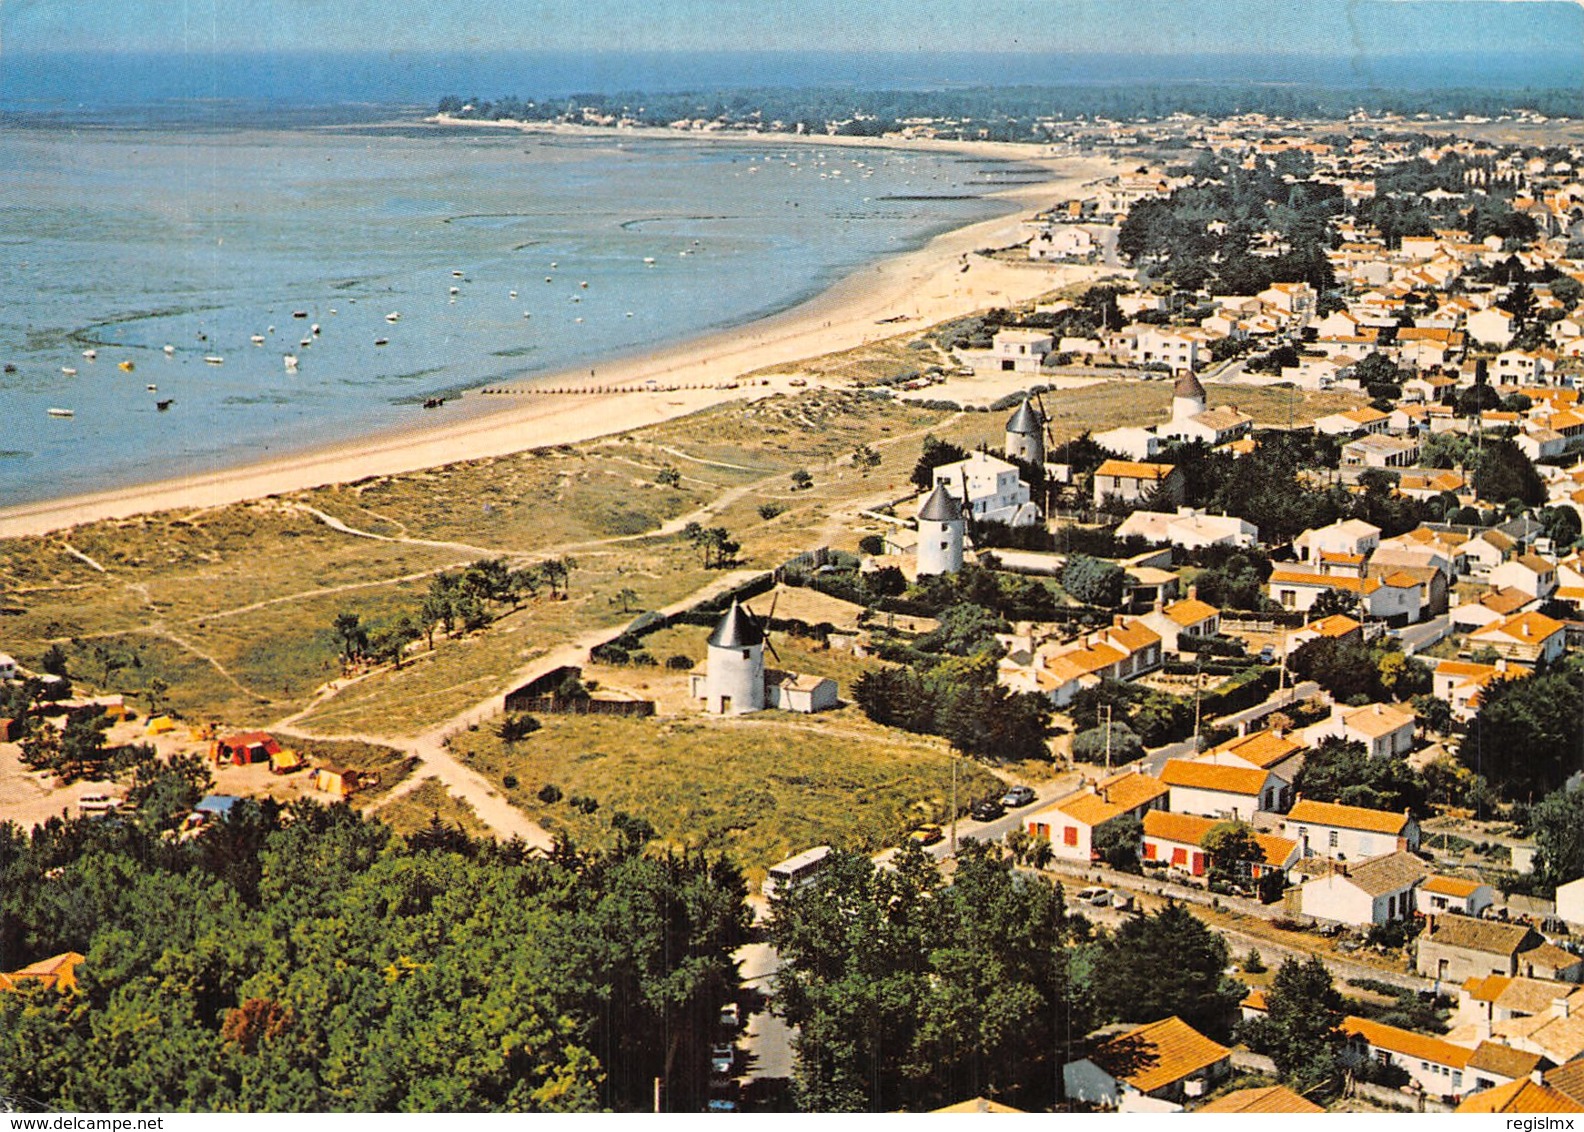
[[1192, 652, 1205, 751], [1103, 702, 1113, 772], [950, 749, 959, 855]]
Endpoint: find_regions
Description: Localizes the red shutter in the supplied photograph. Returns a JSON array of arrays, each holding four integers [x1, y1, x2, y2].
[[1192, 852, 1205, 876], [1142, 841, 1157, 860], [1171, 847, 1187, 866], [1064, 826, 1079, 847]]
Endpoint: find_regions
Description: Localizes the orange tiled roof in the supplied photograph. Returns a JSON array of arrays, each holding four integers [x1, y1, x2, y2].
[[1421, 875, 1484, 898], [1096, 459, 1176, 481], [1198, 1085, 1324, 1114], [1207, 729, 1304, 770], [1307, 613, 1362, 638], [1047, 772, 1169, 829], [1344, 1016, 1471, 1069], [1092, 1016, 1231, 1094], [1457, 1079, 1584, 1114], [1286, 799, 1410, 836], [1160, 759, 1272, 796], [1163, 598, 1219, 627]]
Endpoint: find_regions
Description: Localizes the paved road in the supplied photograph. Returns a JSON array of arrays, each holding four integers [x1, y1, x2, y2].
[[735, 939, 796, 1088]]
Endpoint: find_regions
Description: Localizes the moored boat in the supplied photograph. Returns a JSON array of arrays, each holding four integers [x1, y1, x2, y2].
[[46, 407, 74, 418]]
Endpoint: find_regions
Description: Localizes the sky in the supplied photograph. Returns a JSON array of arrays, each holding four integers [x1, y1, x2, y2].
[[2, 0, 1580, 57]]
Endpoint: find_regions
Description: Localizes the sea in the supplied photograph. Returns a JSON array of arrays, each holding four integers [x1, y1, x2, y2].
[[0, 108, 1016, 506]]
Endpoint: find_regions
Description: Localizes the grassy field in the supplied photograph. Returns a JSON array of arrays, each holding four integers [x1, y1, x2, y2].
[[448, 706, 1005, 880], [372, 777, 492, 839]]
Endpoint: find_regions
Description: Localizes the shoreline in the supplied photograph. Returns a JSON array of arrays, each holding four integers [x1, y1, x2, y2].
[[0, 136, 1125, 541]]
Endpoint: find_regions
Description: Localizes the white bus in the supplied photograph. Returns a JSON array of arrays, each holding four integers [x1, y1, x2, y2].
[[763, 845, 833, 898]]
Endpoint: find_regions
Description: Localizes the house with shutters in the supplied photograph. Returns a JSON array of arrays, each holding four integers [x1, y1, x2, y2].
[[1024, 768, 1168, 862], [1417, 875, 1496, 918], [1281, 798, 1420, 861], [1159, 758, 1289, 820], [1458, 1078, 1584, 1114], [1062, 1016, 1233, 1113], [1488, 554, 1559, 602], [1431, 657, 1530, 723], [1140, 809, 1299, 881], [1298, 850, 1428, 926], [1265, 568, 1422, 622]]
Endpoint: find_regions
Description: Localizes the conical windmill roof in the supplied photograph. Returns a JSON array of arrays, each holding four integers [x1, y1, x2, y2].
[[707, 600, 764, 648], [1006, 398, 1043, 434], [918, 482, 963, 523], [1174, 369, 1207, 401]]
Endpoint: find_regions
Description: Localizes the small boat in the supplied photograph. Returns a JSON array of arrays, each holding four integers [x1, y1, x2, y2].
[[61, 366, 77, 376], [385, 312, 400, 323], [311, 324, 320, 335], [156, 399, 174, 412], [205, 355, 224, 365], [449, 286, 460, 295], [163, 344, 175, 354], [625, 311, 634, 318], [47, 407, 74, 418], [300, 338, 312, 348], [509, 290, 518, 299], [82, 349, 97, 360], [197, 332, 207, 341], [328, 309, 337, 315], [374, 338, 388, 346], [643, 257, 655, 265], [146, 383, 157, 391], [574, 316, 583, 323], [579, 280, 589, 289], [451, 270, 464, 278], [293, 310, 308, 319], [550, 261, 558, 268], [118, 360, 135, 372], [423, 396, 446, 409], [267, 325, 276, 333], [523, 312, 531, 319], [251, 335, 265, 345], [284, 355, 298, 371], [545, 276, 553, 283]]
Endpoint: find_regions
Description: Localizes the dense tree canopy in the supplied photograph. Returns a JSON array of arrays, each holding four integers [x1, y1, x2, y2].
[[1529, 786, 1584, 890], [1238, 956, 1346, 1095], [0, 803, 749, 1112], [1292, 738, 1427, 815], [1090, 902, 1243, 1041], [769, 842, 1095, 1112], [1459, 662, 1584, 801]]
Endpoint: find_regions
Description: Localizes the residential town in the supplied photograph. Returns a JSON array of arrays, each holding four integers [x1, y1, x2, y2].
[[6, 104, 1584, 1115]]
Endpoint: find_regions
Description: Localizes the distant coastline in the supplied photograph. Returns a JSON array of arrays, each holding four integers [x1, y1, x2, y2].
[[0, 132, 1122, 539]]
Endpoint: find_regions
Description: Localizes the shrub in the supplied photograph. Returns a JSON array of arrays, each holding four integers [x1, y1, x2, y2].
[[537, 783, 563, 804], [665, 654, 695, 671], [758, 502, 787, 520], [569, 794, 599, 814], [858, 534, 885, 556], [502, 774, 518, 789]]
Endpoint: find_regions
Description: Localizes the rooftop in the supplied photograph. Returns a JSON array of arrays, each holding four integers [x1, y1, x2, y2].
[[1160, 759, 1273, 797], [1457, 1079, 1584, 1115], [1197, 1085, 1324, 1114], [1334, 850, 1428, 897], [1285, 799, 1411, 836], [1089, 1016, 1230, 1095]]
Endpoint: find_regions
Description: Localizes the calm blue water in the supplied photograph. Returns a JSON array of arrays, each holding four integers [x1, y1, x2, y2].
[[0, 118, 1013, 504]]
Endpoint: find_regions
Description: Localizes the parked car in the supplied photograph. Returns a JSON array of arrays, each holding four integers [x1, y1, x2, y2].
[[970, 798, 1005, 822], [1258, 645, 1275, 663], [1075, 886, 1110, 906], [909, 824, 943, 846], [1000, 785, 1036, 808], [710, 1044, 735, 1077], [719, 1002, 740, 1029]]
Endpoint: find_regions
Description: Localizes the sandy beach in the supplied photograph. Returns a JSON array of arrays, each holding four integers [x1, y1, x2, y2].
[[0, 135, 1123, 541]]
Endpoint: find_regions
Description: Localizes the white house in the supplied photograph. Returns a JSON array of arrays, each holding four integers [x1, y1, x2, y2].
[[1029, 225, 1098, 261], [1467, 610, 1568, 665], [988, 328, 1054, 373], [1159, 759, 1288, 820], [1488, 554, 1558, 601], [1063, 1016, 1232, 1112], [1024, 769, 1168, 862], [932, 450, 1039, 526], [1300, 850, 1428, 926], [1342, 1017, 1474, 1100], [765, 671, 840, 713], [1303, 702, 1417, 760], [1093, 459, 1181, 507], [1092, 425, 1163, 462], [1115, 507, 1258, 550], [1315, 407, 1392, 437], [1267, 568, 1421, 622], [1140, 809, 1300, 881], [1417, 875, 1496, 918], [1282, 799, 1420, 861], [1139, 596, 1221, 656], [1133, 327, 1203, 371], [1557, 877, 1584, 930], [1295, 519, 1382, 563], [1468, 307, 1515, 348]]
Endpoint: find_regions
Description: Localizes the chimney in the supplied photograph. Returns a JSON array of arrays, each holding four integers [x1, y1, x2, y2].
[[1556, 996, 1572, 1020], [1187, 584, 1198, 602], [1373, 704, 1383, 715], [1273, 726, 1286, 739]]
